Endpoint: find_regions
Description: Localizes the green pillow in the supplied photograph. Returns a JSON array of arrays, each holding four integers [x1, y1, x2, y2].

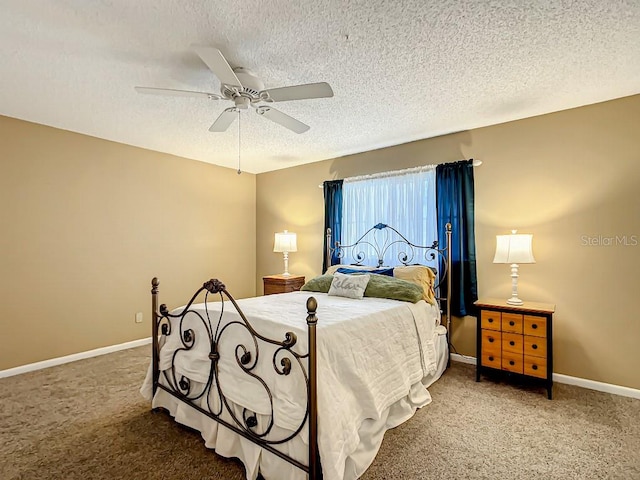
[[301, 273, 423, 303], [300, 274, 333, 293], [365, 274, 424, 303]]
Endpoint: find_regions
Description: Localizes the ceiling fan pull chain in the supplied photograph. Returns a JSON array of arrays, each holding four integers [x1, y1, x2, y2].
[[237, 110, 242, 175]]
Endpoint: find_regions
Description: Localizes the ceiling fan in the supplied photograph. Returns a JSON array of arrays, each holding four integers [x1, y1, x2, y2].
[[135, 45, 334, 134]]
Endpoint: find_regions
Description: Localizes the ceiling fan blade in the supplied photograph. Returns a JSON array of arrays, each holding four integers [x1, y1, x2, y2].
[[135, 86, 221, 100], [256, 106, 310, 134], [209, 108, 238, 132], [191, 45, 242, 88], [262, 82, 334, 102]]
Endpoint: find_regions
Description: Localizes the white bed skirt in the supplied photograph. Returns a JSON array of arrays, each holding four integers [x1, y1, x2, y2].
[[143, 328, 449, 480]]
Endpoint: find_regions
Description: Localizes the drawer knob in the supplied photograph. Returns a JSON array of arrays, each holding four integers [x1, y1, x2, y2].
[[509, 341, 515, 346], [489, 337, 494, 343], [532, 364, 538, 370], [509, 360, 515, 366], [532, 324, 538, 329], [489, 356, 494, 361], [509, 321, 515, 326], [488, 318, 494, 323], [532, 344, 538, 350]]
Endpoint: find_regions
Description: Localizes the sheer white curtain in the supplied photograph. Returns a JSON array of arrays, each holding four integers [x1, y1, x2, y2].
[[341, 166, 438, 268]]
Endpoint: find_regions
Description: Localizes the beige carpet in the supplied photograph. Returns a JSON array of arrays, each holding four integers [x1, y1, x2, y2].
[[1, 346, 638, 479]]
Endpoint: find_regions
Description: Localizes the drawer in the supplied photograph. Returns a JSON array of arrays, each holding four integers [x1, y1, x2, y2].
[[282, 283, 303, 293], [481, 310, 501, 331], [481, 329, 501, 354], [481, 352, 502, 369], [524, 355, 547, 378], [263, 284, 282, 295], [524, 315, 547, 337], [502, 332, 523, 354], [502, 313, 523, 334], [502, 351, 523, 374], [524, 335, 547, 358]]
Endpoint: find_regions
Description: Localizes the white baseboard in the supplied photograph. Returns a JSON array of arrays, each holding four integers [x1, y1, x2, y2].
[[451, 353, 477, 365], [552, 373, 640, 399], [3, 343, 638, 400], [450, 353, 640, 400], [0, 337, 152, 379]]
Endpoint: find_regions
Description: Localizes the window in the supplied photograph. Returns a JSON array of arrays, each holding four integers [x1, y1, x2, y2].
[[341, 167, 438, 270], [324, 159, 478, 318]]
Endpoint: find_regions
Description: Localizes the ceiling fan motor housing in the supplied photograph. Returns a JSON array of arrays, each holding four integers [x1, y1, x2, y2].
[[221, 67, 265, 103]]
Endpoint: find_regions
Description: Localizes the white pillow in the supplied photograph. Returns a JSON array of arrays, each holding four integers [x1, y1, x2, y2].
[[327, 272, 371, 300]]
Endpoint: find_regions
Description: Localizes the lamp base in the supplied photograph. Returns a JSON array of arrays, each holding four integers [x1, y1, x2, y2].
[[281, 252, 290, 277], [506, 263, 524, 306]]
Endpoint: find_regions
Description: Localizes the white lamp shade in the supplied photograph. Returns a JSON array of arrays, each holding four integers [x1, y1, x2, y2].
[[493, 233, 535, 264], [274, 230, 297, 253]]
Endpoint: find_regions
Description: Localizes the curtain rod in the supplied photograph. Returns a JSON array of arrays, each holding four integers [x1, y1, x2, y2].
[[344, 164, 436, 183], [319, 158, 482, 188]]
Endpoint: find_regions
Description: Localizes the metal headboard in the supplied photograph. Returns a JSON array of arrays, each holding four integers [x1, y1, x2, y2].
[[326, 223, 453, 359]]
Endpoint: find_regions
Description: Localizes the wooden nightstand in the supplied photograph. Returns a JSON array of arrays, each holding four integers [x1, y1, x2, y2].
[[263, 274, 305, 295], [475, 298, 555, 399]]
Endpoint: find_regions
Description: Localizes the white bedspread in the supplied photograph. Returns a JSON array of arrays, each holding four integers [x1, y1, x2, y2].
[[142, 291, 441, 480]]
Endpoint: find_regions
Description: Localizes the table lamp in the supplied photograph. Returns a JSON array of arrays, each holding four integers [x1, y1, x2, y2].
[[493, 230, 535, 305], [274, 230, 297, 276]]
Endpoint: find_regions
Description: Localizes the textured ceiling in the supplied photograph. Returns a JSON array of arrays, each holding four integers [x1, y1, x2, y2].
[[1, 1, 639, 174]]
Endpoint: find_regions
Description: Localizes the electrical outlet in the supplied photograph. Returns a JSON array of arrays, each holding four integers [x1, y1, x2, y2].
[[135, 312, 143, 323]]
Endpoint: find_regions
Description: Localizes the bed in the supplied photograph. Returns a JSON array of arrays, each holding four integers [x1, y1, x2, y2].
[[141, 223, 452, 480]]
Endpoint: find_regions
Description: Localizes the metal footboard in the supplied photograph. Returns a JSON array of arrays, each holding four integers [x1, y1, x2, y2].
[[150, 277, 320, 479]]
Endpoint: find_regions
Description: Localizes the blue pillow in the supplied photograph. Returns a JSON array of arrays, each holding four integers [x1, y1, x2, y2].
[[337, 267, 394, 277]]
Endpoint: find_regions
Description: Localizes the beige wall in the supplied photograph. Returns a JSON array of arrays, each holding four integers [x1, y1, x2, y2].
[[0, 116, 256, 370], [256, 94, 640, 390], [3, 95, 639, 389]]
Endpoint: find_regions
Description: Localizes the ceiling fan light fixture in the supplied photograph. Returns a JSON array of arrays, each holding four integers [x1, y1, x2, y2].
[[234, 96, 250, 109]]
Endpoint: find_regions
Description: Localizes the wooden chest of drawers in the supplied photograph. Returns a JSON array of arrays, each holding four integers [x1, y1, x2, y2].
[[475, 298, 555, 399], [263, 274, 305, 295]]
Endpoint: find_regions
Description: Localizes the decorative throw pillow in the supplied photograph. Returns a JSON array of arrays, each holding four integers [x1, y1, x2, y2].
[[364, 274, 424, 303], [325, 264, 378, 275], [337, 267, 394, 276], [393, 265, 437, 305], [328, 272, 371, 299], [300, 274, 334, 293]]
